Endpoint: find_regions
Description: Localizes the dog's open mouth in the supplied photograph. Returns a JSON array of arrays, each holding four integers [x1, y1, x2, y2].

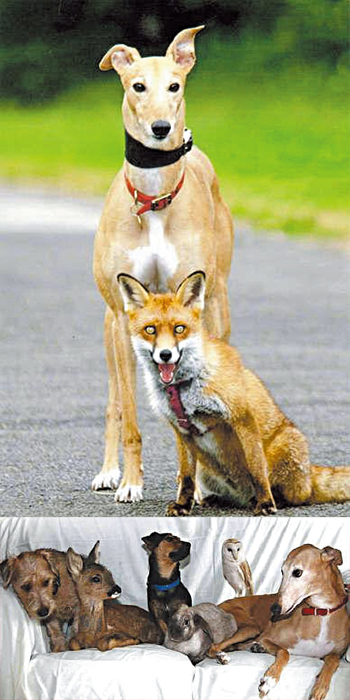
[[158, 363, 176, 384]]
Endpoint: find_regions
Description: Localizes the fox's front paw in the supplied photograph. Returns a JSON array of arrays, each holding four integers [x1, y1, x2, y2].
[[254, 499, 277, 516], [166, 500, 193, 516]]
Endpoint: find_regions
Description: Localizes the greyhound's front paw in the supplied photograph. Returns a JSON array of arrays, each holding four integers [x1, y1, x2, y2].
[[92, 468, 120, 491], [258, 675, 277, 698], [216, 651, 230, 665], [115, 482, 143, 502], [166, 500, 193, 516]]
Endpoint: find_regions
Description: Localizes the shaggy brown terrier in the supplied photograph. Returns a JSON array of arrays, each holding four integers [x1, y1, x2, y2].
[[67, 543, 163, 651], [0, 547, 84, 651]]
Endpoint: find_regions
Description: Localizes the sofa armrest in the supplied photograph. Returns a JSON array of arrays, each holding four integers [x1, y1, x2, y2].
[[0, 588, 49, 700]]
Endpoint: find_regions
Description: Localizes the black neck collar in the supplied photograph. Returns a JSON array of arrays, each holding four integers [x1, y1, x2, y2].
[[125, 128, 193, 169]]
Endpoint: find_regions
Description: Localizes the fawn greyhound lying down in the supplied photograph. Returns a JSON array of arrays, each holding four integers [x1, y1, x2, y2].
[[118, 271, 350, 515], [210, 545, 349, 700], [92, 26, 233, 503]]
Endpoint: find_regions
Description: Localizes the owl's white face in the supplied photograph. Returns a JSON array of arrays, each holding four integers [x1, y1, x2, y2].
[[222, 539, 242, 562]]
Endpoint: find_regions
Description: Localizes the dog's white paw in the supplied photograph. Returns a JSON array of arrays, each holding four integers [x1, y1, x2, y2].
[[115, 484, 143, 502], [91, 469, 121, 491], [259, 675, 277, 699], [216, 651, 230, 665]]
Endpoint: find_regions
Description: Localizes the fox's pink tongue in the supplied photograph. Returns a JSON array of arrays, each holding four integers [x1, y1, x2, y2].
[[159, 364, 176, 384]]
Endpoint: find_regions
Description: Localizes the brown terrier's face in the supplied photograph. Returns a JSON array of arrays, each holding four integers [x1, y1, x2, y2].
[[0, 552, 60, 621]]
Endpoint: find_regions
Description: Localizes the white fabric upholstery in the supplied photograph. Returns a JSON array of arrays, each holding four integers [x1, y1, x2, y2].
[[0, 516, 349, 700]]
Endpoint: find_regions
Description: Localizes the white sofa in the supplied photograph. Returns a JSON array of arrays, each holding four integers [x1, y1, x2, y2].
[[0, 516, 349, 700]]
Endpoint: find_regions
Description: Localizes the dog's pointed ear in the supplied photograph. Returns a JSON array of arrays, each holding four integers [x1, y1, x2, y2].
[[99, 44, 141, 73], [67, 547, 84, 580], [118, 273, 150, 312], [166, 26, 204, 74], [142, 532, 164, 551], [176, 271, 206, 310], [87, 541, 101, 564], [321, 546, 343, 566], [0, 558, 15, 588]]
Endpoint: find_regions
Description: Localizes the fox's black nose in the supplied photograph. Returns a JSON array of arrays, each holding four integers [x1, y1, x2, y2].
[[152, 120, 171, 139], [159, 349, 172, 362], [38, 606, 49, 618], [270, 602, 281, 621]]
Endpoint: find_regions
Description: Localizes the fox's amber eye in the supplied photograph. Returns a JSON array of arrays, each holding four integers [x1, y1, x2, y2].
[[145, 325, 156, 335], [174, 325, 185, 334]]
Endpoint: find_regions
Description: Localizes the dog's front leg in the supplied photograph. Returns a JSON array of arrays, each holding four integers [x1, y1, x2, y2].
[[255, 639, 289, 698], [166, 433, 196, 516], [234, 415, 276, 515], [308, 652, 340, 700], [45, 619, 67, 652]]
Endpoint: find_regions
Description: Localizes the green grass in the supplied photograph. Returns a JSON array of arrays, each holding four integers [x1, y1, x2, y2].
[[1, 40, 349, 238]]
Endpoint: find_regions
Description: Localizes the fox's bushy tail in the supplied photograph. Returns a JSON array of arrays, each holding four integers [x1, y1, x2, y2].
[[310, 464, 350, 504]]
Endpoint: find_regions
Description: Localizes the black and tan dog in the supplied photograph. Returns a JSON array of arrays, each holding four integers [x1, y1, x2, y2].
[[142, 532, 191, 633]]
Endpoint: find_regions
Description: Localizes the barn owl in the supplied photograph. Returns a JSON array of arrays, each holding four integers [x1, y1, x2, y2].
[[222, 538, 253, 596]]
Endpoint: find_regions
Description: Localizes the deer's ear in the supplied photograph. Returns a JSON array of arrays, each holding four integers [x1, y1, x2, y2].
[[166, 26, 204, 74], [175, 271, 206, 310], [87, 541, 101, 564], [99, 44, 141, 73], [67, 548, 84, 580]]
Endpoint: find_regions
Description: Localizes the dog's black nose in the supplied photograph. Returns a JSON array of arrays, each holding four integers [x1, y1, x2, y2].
[[151, 120, 171, 139], [159, 349, 172, 362], [270, 602, 282, 621], [38, 606, 49, 618]]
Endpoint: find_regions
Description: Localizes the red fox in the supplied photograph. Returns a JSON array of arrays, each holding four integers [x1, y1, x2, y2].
[[118, 270, 350, 515]]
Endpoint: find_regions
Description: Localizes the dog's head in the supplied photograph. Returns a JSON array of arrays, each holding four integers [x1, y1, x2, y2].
[[0, 550, 61, 622], [142, 532, 191, 574], [99, 27, 204, 149]]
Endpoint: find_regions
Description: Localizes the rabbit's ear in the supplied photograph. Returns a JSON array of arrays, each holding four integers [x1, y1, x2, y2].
[[193, 614, 213, 641]]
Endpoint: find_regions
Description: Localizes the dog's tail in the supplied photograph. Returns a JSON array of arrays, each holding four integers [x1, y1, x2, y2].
[[309, 464, 350, 503]]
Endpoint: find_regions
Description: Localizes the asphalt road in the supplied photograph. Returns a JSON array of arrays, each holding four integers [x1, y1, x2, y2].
[[1, 185, 349, 517]]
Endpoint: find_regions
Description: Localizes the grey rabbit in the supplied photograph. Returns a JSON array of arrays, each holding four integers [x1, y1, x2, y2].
[[164, 602, 237, 664]]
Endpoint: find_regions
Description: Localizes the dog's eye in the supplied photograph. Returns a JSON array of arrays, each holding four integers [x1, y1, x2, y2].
[[292, 569, 303, 578], [22, 583, 32, 592], [174, 325, 185, 334], [43, 579, 50, 587], [91, 575, 101, 583], [165, 535, 174, 542], [145, 325, 156, 335], [168, 83, 180, 92], [133, 83, 146, 92]]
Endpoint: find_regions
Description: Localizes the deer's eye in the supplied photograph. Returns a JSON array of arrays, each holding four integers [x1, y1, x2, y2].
[[91, 575, 101, 583], [168, 83, 180, 92], [174, 325, 185, 334], [292, 569, 303, 578], [145, 325, 156, 335], [133, 83, 146, 92]]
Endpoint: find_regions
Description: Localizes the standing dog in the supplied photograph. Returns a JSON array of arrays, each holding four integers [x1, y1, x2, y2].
[[0, 546, 96, 651], [142, 531, 191, 632], [118, 270, 350, 515], [250, 545, 349, 700], [92, 26, 234, 503]]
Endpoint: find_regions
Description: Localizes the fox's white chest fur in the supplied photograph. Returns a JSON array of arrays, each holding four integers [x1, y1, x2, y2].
[[128, 213, 178, 292]]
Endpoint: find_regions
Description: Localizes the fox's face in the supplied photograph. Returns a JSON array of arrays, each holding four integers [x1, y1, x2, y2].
[[118, 272, 206, 386]]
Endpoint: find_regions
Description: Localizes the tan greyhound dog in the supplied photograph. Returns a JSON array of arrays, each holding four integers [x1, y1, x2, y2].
[[210, 545, 349, 700], [92, 26, 233, 502]]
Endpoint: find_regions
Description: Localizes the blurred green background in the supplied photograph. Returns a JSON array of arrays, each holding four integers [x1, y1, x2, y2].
[[1, 0, 349, 237]]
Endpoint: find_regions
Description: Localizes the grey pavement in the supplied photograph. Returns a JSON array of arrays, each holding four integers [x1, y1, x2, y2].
[[0, 184, 349, 517]]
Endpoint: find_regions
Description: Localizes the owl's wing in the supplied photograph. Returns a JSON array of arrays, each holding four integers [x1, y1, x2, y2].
[[240, 560, 254, 595]]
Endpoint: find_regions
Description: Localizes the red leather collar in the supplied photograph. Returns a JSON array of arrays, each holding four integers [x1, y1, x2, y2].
[[301, 590, 348, 616], [125, 171, 185, 218], [165, 384, 202, 436]]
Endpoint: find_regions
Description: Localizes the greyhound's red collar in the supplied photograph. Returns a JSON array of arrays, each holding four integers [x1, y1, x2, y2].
[[302, 589, 349, 616], [125, 171, 185, 221]]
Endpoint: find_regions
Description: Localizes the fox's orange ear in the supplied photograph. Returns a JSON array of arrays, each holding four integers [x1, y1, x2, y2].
[[166, 26, 204, 74], [118, 273, 150, 311], [176, 271, 206, 310]]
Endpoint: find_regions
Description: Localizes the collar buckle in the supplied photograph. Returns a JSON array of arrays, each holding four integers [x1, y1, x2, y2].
[[151, 193, 173, 211]]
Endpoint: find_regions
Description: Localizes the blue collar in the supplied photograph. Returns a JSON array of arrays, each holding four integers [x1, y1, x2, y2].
[[151, 578, 180, 592]]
